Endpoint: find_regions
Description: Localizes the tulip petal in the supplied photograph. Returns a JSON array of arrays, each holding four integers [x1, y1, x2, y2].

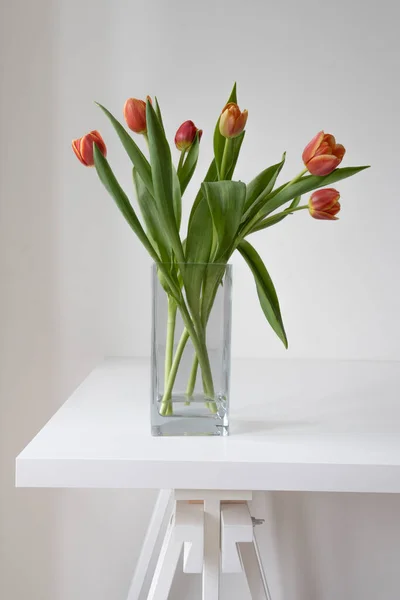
[[310, 188, 340, 210], [323, 133, 336, 147], [124, 98, 147, 133], [90, 130, 107, 156], [72, 139, 85, 164], [311, 209, 339, 220], [175, 120, 199, 151], [307, 154, 341, 176], [222, 102, 240, 115], [80, 135, 95, 166], [328, 201, 341, 216], [219, 103, 247, 139], [314, 142, 333, 157], [72, 131, 107, 167], [233, 109, 248, 137], [219, 109, 235, 137], [333, 144, 346, 161], [302, 131, 325, 164]]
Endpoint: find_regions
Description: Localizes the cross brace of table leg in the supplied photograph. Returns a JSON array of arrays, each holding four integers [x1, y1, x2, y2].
[[129, 489, 271, 600]]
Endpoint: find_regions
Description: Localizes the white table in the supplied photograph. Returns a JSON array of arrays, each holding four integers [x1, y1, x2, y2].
[[15, 357, 400, 599]]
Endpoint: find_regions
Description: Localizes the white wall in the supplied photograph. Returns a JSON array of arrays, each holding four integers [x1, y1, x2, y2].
[[1, 1, 399, 600], [104, 0, 400, 362]]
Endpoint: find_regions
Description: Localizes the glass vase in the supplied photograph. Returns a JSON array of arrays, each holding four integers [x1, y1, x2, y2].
[[151, 263, 232, 436]]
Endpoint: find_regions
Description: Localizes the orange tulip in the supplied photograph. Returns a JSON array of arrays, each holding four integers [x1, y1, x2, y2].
[[302, 131, 345, 176], [72, 130, 107, 167], [308, 188, 341, 220], [124, 96, 152, 134], [219, 102, 248, 139], [174, 120, 202, 151]]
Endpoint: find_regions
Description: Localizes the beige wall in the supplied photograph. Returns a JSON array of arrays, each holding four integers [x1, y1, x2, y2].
[[0, 2, 59, 598], [0, 2, 155, 599]]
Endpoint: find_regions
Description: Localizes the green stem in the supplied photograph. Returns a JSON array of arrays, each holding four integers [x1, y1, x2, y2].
[[177, 149, 186, 172], [180, 302, 215, 399], [160, 328, 190, 416], [282, 167, 308, 189], [186, 355, 199, 396], [159, 298, 215, 417], [219, 138, 232, 180], [248, 205, 309, 235], [157, 263, 181, 302], [239, 169, 309, 240], [164, 297, 177, 395], [276, 205, 308, 217]]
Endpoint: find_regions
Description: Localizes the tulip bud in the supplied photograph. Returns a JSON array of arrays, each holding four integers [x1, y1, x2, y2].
[[219, 102, 248, 139], [174, 120, 202, 151], [124, 96, 152, 134], [72, 130, 107, 167], [308, 188, 341, 220], [302, 131, 346, 176]]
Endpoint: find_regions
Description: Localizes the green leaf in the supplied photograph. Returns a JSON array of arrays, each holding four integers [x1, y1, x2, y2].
[[252, 212, 289, 232], [226, 131, 245, 180], [251, 196, 303, 232], [237, 240, 288, 348], [200, 263, 227, 327], [185, 198, 213, 316], [213, 125, 225, 180], [257, 166, 370, 222], [154, 96, 165, 134], [94, 145, 181, 301], [187, 159, 218, 232], [132, 168, 171, 262], [93, 145, 159, 262], [244, 153, 286, 214], [172, 165, 182, 230], [289, 195, 301, 210], [202, 180, 246, 260], [227, 82, 237, 103], [146, 99, 185, 263], [95, 102, 153, 194], [218, 132, 246, 181], [177, 132, 200, 195], [242, 154, 286, 222], [186, 200, 213, 264], [213, 82, 237, 178]]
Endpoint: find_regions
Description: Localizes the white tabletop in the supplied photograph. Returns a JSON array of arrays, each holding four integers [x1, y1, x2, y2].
[[16, 358, 400, 492]]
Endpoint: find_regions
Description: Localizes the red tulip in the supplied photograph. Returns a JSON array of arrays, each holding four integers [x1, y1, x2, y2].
[[308, 188, 341, 220], [175, 120, 202, 151], [72, 130, 107, 167], [219, 102, 248, 139], [124, 96, 152, 134], [302, 131, 346, 176]]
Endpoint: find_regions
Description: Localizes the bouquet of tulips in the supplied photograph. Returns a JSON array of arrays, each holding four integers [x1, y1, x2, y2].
[[72, 84, 368, 414]]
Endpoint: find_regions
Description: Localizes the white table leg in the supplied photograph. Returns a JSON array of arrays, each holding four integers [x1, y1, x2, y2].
[[132, 490, 253, 600], [221, 503, 254, 573], [127, 489, 172, 600], [238, 537, 272, 600], [202, 497, 221, 600], [147, 512, 183, 600], [174, 501, 204, 573]]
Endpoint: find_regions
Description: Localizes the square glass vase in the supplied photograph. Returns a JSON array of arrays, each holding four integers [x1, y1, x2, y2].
[[151, 263, 232, 436]]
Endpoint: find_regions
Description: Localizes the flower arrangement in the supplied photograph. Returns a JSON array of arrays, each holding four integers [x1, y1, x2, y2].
[[72, 84, 368, 418]]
